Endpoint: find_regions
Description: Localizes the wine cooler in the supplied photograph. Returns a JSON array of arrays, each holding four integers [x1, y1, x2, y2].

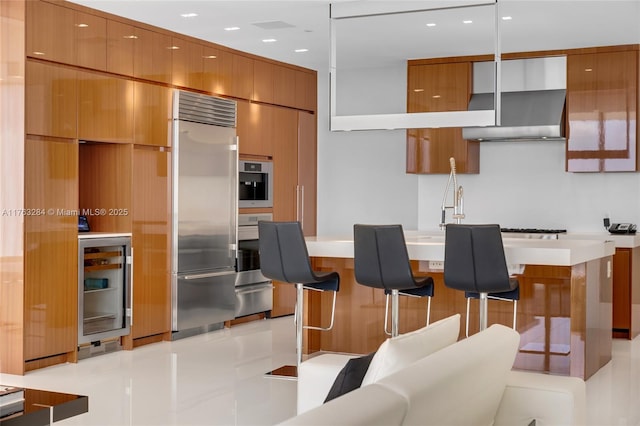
[[78, 235, 132, 345]]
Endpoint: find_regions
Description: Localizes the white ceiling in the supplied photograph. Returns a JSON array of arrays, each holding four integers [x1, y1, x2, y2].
[[68, 0, 640, 71]]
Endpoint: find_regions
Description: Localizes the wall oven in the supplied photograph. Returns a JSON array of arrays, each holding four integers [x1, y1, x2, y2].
[[238, 160, 273, 208], [235, 213, 273, 318]]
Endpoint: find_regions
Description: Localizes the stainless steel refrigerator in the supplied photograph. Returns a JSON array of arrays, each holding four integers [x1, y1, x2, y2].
[[171, 90, 238, 339]]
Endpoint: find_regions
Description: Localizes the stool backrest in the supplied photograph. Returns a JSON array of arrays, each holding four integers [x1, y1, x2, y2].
[[444, 224, 511, 293], [258, 221, 313, 284], [353, 224, 415, 290]]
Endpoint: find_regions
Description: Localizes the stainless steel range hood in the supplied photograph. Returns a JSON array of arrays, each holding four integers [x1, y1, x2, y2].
[[462, 56, 567, 141]]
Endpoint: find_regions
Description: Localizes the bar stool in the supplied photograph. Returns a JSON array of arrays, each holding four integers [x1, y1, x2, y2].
[[444, 224, 519, 335], [258, 221, 340, 376], [353, 224, 434, 337]]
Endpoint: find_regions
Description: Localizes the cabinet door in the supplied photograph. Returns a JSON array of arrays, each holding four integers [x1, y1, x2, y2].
[[202, 45, 222, 94], [273, 65, 297, 108], [134, 82, 171, 147], [171, 37, 204, 90], [75, 10, 106, 70], [26, 61, 77, 138], [219, 51, 254, 100], [26, 0, 75, 63], [131, 147, 171, 339], [134, 27, 172, 84], [297, 111, 317, 236], [406, 62, 479, 174], [24, 136, 78, 362], [107, 20, 136, 76], [78, 71, 134, 143], [612, 248, 631, 335], [567, 51, 638, 172], [253, 60, 274, 103], [271, 107, 299, 317], [237, 101, 274, 157], [295, 70, 317, 112]]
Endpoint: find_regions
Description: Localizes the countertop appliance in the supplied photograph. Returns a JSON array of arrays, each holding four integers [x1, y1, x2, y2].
[[171, 90, 238, 339], [235, 213, 273, 318], [238, 160, 273, 208]]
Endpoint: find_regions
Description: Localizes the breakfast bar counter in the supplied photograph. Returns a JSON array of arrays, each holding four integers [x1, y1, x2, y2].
[[303, 231, 616, 380]]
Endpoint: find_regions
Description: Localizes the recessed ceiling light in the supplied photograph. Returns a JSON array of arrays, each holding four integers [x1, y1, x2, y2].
[[224, 26, 240, 31], [180, 13, 198, 18], [501, 16, 512, 21], [294, 49, 308, 53], [463, 20, 473, 24], [262, 39, 277, 43], [426, 23, 436, 27]]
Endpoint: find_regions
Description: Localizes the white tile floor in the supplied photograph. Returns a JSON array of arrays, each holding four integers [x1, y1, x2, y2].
[[1, 316, 639, 425]]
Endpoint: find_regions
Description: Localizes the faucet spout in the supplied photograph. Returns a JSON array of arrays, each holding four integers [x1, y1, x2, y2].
[[440, 158, 465, 228]]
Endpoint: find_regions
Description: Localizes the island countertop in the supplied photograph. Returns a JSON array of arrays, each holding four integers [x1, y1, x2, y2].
[[305, 230, 616, 266]]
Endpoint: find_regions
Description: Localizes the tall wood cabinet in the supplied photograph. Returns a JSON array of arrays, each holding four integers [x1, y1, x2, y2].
[[566, 49, 639, 172], [406, 61, 479, 174]]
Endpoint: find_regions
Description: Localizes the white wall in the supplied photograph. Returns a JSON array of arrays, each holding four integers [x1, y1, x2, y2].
[[316, 64, 640, 236]]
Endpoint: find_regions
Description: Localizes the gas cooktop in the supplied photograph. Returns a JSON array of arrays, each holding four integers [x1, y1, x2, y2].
[[500, 228, 567, 234]]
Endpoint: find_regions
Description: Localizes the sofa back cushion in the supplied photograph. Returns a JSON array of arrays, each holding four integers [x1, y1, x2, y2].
[[377, 324, 520, 426], [361, 314, 460, 386]]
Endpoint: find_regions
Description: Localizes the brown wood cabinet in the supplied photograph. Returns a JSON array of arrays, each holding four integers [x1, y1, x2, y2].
[[78, 70, 134, 143], [26, 0, 75, 63], [297, 111, 317, 236], [106, 20, 136, 76], [127, 147, 172, 344], [24, 136, 78, 369], [295, 70, 317, 112], [26, 60, 77, 138], [237, 100, 274, 158], [133, 27, 172, 84], [134, 82, 172, 147], [406, 61, 479, 174], [75, 10, 106, 71], [219, 51, 254, 100], [612, 247, 640, 339], [202, 45, 222, 94], [253, 60, 275, 103], [273, 65, 297, 108], [566, 50, 639, 172], [171, 37, 204, 90]]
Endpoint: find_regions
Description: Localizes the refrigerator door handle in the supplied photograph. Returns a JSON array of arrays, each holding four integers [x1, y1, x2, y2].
[[183, 270, 236, 280]]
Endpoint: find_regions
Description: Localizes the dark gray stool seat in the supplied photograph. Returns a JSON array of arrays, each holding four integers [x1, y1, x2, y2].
[[444, 224, 520, 335], [258, 221, 340, 373], [354, 224, 435, 337]]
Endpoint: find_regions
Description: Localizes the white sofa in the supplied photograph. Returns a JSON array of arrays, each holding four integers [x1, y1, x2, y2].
[[281, 314, 586, 426]]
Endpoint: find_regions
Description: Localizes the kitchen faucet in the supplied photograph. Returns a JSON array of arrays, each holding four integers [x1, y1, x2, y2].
[[440, 157, 465, 229]]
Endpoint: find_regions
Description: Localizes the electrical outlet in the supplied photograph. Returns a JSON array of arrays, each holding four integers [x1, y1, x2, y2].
[[428, 260, 444, 270]]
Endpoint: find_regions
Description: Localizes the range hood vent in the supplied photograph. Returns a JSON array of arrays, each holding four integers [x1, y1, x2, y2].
[[462, 89, 566, 141], [462, 57, 566, 142]]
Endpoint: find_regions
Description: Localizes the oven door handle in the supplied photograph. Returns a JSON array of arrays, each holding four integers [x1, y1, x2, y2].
[[184, 270, 236, 280], [235, 284, 274, 295]]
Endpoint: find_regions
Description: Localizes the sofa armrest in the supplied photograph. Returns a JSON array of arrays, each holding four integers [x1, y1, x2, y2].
[[297, 353, 357, 414], [494, 370, 586, 426]]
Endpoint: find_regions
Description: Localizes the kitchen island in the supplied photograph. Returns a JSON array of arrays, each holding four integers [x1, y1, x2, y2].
[[303, 231, 616, 380]]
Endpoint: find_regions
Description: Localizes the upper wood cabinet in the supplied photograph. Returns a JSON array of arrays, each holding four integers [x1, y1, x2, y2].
[[26, 60, 77, 138], [106, 20, 136, 76], [75, 10, 106, 71], [566, 50, 639, 172], [295, 70, 317, 112], [219, 51, 254, 100], [253, 60, 275, 103], [24, 136, 78, 364], [237, 100, 274, 158], [406, 61, 479, 174], [202, 45, 222, 94], [171, 37, 204, 90], [27, 0, 75, 63], [274, 65, 297, 108], [78, 70, 134, 143], [134, 82, 172, 147], [134, 27, 172, 84]]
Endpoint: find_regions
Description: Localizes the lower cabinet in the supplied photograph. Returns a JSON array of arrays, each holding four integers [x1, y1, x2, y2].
[[612, 247, 640, 339]]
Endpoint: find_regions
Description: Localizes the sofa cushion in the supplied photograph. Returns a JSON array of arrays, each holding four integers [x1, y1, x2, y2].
[[361, 313, 460, 386], [376, 324, 520, 426], [324, 352, 376, 403]]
